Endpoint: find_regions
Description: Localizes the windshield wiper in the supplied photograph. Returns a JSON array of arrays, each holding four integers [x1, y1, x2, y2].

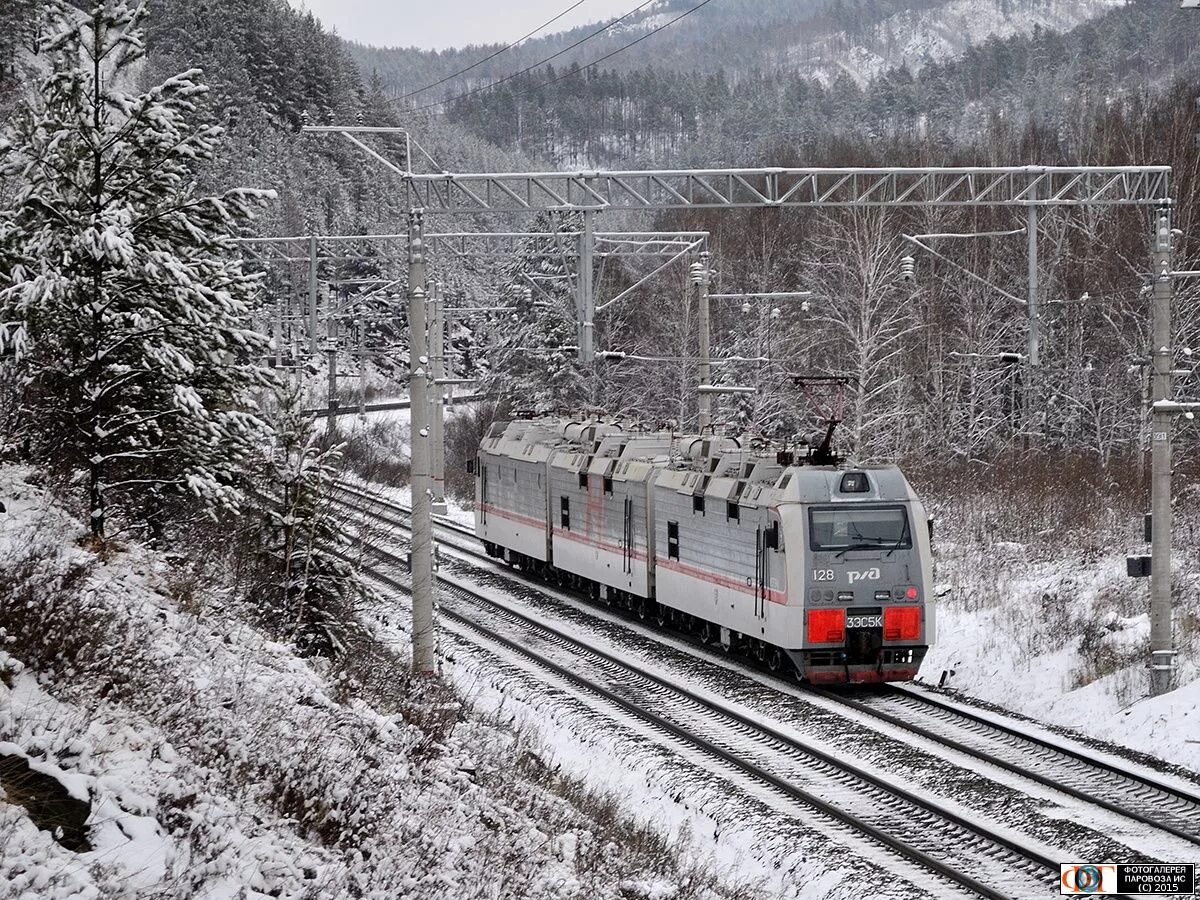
[[885, 518, 911, 558]]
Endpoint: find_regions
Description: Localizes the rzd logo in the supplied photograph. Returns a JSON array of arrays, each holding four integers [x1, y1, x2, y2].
[[1060, 864, 1116, 894], [847, 567, 881, 584]]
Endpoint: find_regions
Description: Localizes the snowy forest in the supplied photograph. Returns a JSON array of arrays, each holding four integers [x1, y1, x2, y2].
[[1, 0, 1199, 897]]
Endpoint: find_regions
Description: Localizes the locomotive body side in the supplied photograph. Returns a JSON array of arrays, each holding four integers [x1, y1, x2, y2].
[[651, 463, 795, 650], [549, 434, 672, 599]]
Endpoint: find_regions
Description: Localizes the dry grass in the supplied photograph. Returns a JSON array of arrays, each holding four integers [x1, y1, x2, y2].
[[0, 537, 105, 682], [908, 450, 1158, 557]]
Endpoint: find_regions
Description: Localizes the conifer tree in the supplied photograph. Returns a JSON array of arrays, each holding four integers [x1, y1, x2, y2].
[[253, 383, 359, 657], [0, 1, 275, 539], [480, 212, 589, 414]]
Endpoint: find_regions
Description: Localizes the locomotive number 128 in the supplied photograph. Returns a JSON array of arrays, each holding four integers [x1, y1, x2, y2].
[[812, 569, 835, 582]]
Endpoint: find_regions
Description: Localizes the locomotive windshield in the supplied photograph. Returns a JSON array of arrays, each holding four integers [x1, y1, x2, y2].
[[808, 506, 911, 552]]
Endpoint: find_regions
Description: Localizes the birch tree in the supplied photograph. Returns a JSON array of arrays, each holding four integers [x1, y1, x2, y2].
[[805, 210, 920, 460]]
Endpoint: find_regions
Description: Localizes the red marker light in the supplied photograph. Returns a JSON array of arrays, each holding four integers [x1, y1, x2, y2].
[[884, 606, 921, 641], [905, 585, 919, 600], [807, 609, 845, 644]]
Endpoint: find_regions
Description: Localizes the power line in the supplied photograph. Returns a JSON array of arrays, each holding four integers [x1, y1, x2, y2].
[[540, 0, 719, 89], [401, 0, 590, 101], [409, 0, 660, 113]]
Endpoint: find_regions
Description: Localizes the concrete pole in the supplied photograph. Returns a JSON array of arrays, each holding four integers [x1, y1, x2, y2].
[[1026, 192, 1040, 369], [430, 282, 448, 515], [1149, 206, 1176, 697], [326, 284, 339, 438], [408, 209, 437, 676], [697, 251, 712, 432], [308, 234, 319, 356], [272, 293, 283, 368], [577, 209, 595, 364], [1026, 187, 1040, 447], [358, 304, 367, 418], [1138, 362, 1150, 484]]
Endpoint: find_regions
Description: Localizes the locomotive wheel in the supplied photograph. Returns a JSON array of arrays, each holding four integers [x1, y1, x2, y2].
[[654, 604, 667, 629], [765, 646, 784, 672], [698, 621, 715, 645], [635, 598, 648, 620]]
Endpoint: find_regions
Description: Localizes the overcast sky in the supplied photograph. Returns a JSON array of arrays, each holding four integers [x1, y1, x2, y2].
[[290, 1, 636, 50]]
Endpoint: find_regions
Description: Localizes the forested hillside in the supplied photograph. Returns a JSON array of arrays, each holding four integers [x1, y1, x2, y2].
[[350, 0, 1114, 102], [443, 1, 1200, 167], [133, 0, 532, 238], [5, 0, 1193, 470]]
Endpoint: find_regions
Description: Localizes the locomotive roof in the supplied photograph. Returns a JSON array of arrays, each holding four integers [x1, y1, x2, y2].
[[478, 419, 916, 506], [777, 465, 917, 504]]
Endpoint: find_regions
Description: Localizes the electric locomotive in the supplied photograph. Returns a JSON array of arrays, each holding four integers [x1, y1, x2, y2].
[[474, 419, 933, 684]]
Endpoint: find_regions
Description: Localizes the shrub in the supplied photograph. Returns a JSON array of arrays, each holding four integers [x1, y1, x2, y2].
[[444, 401, 507, 500], [335, 417, 411, 486]]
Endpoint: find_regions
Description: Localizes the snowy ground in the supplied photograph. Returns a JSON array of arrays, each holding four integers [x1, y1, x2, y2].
[[923, 538, 1200, 775], [0, 465, 753, 900]]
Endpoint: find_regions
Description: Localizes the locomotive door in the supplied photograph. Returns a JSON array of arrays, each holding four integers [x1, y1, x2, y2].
[[480, 463, 488, 524], [622, 496, 634, 574], [754, 516, 780, 620], [754, 525, 768, 620]]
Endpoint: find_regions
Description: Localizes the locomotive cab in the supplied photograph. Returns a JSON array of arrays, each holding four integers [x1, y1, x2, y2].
[[779, 466, 934, 684]]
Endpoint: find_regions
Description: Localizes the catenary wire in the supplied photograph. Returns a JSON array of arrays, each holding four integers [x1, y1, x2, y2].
[[408, 0, 661, 113], [399, 0, 590, 100]]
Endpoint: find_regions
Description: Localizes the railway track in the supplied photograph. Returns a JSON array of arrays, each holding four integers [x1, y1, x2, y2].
[[334, 481, 1200, 880], [346, 518, 1059, 900], [817, 685, 1200, 847]]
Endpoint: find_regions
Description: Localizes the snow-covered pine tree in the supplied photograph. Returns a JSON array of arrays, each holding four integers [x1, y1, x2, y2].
[[0, 0, 42, 97], [0, 0, 275, 539], [253, 383, 360, 657]]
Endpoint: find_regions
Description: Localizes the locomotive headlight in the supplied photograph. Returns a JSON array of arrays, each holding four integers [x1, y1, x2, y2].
[[905, 585, 919, 600], [839, 472, 870, 493]]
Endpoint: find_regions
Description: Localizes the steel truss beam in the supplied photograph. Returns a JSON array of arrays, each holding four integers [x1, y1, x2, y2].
[[403, 166, 1171, 213], [238, 231, 708, 264]]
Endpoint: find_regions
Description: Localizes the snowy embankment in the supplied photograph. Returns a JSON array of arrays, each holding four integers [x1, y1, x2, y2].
[[922, 527, 1200, 775], [0, 465, 745, 899]]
